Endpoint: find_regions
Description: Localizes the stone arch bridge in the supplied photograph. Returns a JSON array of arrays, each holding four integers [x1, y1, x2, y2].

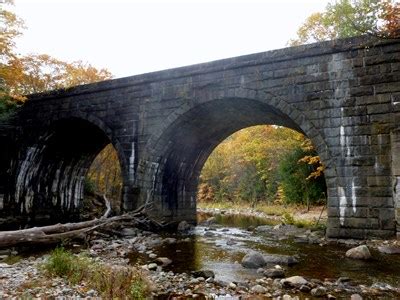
[[1, 36, 399, 238]]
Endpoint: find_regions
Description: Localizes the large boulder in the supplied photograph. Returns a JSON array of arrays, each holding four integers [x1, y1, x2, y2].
[[281, 276, 308, 287], [345, 245, 371, 260], [241, 251, 266, 269]]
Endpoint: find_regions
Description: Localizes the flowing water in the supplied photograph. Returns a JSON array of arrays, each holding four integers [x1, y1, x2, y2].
[[130, 211, 400, 287]]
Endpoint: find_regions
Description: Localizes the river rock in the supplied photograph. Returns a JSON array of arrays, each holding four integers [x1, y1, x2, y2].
[[345, 245, 371, 260], [311, 286, 327, 297], [241, 251, 266, 269], [350, 294, 363, 300], [156, 257, 172, 266], [263, 268, 285, 278], [299, 285, 311, 292], [255, 225, 273, 233], [251, 284, 267, 293], [192, 270, 215, 279], [163, 238, 177, 244], [177, 221, 191, 232], [120, 228, 137, 237], [281, 276, 308, 287], [377, 245, 400, 254], [148, 263, 158, 270], [263, 254, 298, 266]]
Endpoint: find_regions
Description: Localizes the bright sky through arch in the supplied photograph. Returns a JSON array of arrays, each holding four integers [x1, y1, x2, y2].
[[13, 0, 330, 78]]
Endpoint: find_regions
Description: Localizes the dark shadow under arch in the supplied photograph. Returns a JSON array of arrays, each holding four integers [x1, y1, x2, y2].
[[7, 117, 124, 226]]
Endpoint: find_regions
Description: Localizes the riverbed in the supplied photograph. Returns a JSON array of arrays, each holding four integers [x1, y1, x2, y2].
[[1, 209, 400, 299]]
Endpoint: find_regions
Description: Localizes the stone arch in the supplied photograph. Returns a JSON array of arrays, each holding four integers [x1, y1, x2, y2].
[[10, 114, 125, 224], [138, 92, 336, 223]]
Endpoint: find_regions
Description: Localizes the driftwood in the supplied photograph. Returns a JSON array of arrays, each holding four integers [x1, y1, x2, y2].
[[0, 204, 161, 248]]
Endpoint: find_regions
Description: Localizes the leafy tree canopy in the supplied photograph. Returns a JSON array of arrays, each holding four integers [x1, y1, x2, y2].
[[289, 0, 400, 46]]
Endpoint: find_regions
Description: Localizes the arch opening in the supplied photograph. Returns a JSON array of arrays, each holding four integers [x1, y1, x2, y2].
[[197, 125, 327, 214], [8, 117, 123, 227], [140, 98, 332, 224]]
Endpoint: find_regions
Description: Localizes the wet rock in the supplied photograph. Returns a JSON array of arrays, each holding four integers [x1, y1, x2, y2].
[[163, 238, 177, 244], [204, 231, 215, 237], [311, 286, 327, 297], [148, 263, 158, 270], [247, 226, 256, 231], [251, 284, 267, 293], [263, 254, 298, 266], [299, 285, 311, 292], [263, 268, 285, 278], [177, 220, 191, 232], [336, 277, 351, 284], [370, 282, 394, 291], [284, 295, 299, 300], [350, 294, 363, 300], [346, 245, 371, 260], [281, 276, 308, 287], [120, 228, 137, 237], [377, 245, 400, 254], [205, 217, 216, 225], [192, 270, 215, 279], [241, 251, 266, 269], [86, 289, 97, 297], [327, 295, 336, 300], [156, 257, 172, 266], [228, 282, 237, 289], [255, 225, 273, 233], [226, 239, 236, 246]]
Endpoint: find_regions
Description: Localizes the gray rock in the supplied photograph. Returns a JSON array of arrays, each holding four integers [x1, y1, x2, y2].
[[377, 245, 400, 254], [311, 286, 327, 297], [177, 220, 191, 232], [163, 238, 177, 244], [299, 285, 311, 292], [350, 294, 363, 300], [251, 284, 267, 293], [226, 239, 236, 245], [148, 263, 158, 270], [120, 228, 137, 237], [281, 276, 308, 287], [263, 268, 285, 278], [345, 245, 371, 260], [263, 254, 298, 266], [241, 251, 266, 269], [204, 231, 215, 237], [228, 282, 237, 289], [255, 225, 273, 233], [336, 276, 351, 284], [192, 270, 215, 279], [156, 257, 172, 266]]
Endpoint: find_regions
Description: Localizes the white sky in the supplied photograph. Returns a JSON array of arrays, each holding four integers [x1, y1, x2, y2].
[[12, 0, 330, 78]]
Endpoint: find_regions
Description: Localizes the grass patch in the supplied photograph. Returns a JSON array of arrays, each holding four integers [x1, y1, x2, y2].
[[2, 255, 22, 265], [281, 212, 326, 230], [43, 247, 150, 299], [198, 200, 296, 216]]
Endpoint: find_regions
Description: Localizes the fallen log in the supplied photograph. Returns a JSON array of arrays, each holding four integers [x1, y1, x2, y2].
[[0, 204, 160, 248]]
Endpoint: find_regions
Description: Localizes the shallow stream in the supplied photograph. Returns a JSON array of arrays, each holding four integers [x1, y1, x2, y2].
[[130, 211, 400, 287]]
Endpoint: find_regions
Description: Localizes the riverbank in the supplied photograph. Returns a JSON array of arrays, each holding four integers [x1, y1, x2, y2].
[[1, 208, 400, 299]]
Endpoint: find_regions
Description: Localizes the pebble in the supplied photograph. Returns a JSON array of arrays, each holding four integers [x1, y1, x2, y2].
[[251, 284, 267, 293]]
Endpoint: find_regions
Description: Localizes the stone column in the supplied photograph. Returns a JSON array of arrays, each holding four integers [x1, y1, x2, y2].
[[392, 129, 400, 237]]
